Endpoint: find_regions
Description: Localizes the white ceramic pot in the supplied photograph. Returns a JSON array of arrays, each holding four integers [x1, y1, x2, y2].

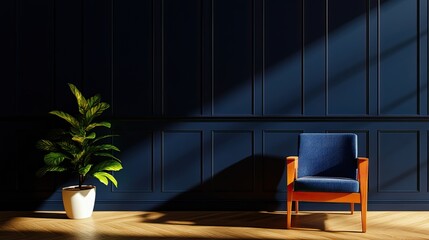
[[62, 185, 96, 219]]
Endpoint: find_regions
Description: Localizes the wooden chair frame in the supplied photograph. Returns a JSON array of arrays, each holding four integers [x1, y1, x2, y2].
[[286, 156, 369, 232]]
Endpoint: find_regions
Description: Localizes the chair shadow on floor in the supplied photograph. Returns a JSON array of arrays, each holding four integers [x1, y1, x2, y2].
[[290, 211, 362, 233], [141, 211, 365, 232], [141, 211, 287, 229], [141, 211, 364, 233]]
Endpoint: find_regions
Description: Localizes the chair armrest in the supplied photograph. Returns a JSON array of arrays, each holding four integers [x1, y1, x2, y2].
[[357, 157, 369, 194], [286, 156, 298, 187]]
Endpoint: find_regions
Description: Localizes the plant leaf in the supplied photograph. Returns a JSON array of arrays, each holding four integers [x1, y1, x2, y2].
[[86, 132, 96, 139], [79, 164, 92, 176], [93, 144, 120, 152], [87, 94, 101, 108], [68, 83, 88, 114], [92, 134, 119, 144], [57, 141, 79, 153], [49, 110, 79, 129], [92, 160, 122, 172], [94, 152, 121, 162], [86, 121, 111, 131], [72, 132, 96, 143], [98, 102, 110, 113], [44, 152, 68, 166], [72, 136, 85, 144], [36, 166, 68, 177], [85, 102, 110, 123], [36, 139, 57, 151], [93, 172, 118, 187]]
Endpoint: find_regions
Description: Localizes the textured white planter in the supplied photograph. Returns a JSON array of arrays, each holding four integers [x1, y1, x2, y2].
[[62, 185, 96, 219]]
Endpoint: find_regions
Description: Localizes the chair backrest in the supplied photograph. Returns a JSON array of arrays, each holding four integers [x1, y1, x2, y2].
[[298, 133, 357, 179]]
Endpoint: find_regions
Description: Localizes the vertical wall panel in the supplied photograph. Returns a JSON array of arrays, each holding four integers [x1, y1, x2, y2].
[[378, 131, 419, 192], [327, 0, 367, 115], [303, 0, 326, 115], [163, 0, 202, 116], [262, 131, 300, 192], [213, 0, 253, 115], [213, 131, 254, 191], [379, 0, 418, 115], [17, 0, 54, 115], [0, 0, 16, 116], [55, 0, 83, 110], [83, 0, 112, 106], [422, 0, 428, 116], [113, 123, 153, 192], [264, 0, 302, 115], [368, 0, 378, 115], [162, 131, 202, 192], [113, 0, 153, 116]]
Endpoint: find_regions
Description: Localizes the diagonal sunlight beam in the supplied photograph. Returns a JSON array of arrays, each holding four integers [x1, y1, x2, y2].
[[109, 0, 425, 212]]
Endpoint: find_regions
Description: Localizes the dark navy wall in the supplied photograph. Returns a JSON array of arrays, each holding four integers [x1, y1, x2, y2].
[[1, 0, 429, 211]]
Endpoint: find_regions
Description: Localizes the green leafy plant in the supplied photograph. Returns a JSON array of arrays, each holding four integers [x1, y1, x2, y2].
[[37, 83, 122, 189]]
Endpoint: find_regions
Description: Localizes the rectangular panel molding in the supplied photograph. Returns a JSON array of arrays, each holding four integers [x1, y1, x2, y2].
[[263, 0, 303, 115], [262, 130, 301, 192], [162, 0, 203, 116], [113, 0, 154, 116], [112, 124, 154, 193], [327, 0, 368, 115], [378, 131, 420, 193], [379, 0, 419, 115], [212, 131, 255, 192], [162, 131, 203, 192], [213, 0, 254, 116]]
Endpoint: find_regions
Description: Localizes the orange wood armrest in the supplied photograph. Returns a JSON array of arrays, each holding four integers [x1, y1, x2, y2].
[[357, 157, 369, 178], [286, 156, 298, 187], [357, 157, 369, 193]]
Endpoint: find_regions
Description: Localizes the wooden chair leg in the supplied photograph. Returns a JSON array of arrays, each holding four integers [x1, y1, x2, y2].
[[358, 156, 368, 233], [350, 203, 354, 215], [287, 193, 292, 229], [361, 201, 367, 233], [295, 201, 299, 214]]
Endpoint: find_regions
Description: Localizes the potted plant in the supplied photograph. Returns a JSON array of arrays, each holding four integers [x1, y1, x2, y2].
[[36, 83, 122, 219]]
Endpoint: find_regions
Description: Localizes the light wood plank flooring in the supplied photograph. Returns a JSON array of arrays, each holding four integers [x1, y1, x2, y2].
[[0, 211, 428, 239]]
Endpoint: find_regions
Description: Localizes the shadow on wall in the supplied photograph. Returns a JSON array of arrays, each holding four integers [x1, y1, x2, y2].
[[5, 0, 376, 214], [4, 0, 423, 221], [0, 118, 76, 211], [152, 155, 285, 211]]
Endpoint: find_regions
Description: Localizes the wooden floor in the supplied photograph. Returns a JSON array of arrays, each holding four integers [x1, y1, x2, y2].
[[0, 211, 428, 240]]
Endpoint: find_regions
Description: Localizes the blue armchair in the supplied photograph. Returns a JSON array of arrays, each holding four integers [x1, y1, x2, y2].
[[286, 133, 368, 232]]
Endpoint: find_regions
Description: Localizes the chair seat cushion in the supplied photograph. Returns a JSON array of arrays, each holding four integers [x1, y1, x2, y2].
[[294, 176, 359, 193]]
